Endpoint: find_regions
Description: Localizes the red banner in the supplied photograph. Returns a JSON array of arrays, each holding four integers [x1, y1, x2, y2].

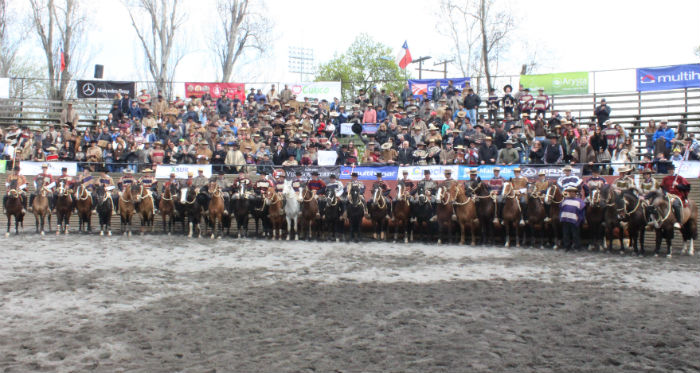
[[184, 82, 246, 101]]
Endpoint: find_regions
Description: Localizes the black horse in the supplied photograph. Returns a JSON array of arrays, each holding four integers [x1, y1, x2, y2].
[[230, 186, 251, 238], [181, 187, 203, 238], [94, 185, 113, 236], [321, 190, 344, 242], [250, 193, 270, 238], [346, 185, 365, 243], [411, 193, 435, 243]]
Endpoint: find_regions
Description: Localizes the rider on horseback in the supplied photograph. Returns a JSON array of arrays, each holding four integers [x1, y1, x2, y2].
[[583, 166, 606, 197], [660, 162, 689, 230], [97, 171, 117, 214], [214, 171, 231, 215], [613, 166, 636, 195], [4, 166, 28, 214], [639, 168, 660, 196], [192, 168, 209, 193], [412, 169, 437, 203], [306, 171, 327, 199], [139, 168, 159, 213], [369, 172, 391, 216], [30, 163, 54, 212], [393, 170, 414, 213], [345, 172, 366, 197], [326, 174, 344, 199], [509, 167, 529, 226], [489, 167, 505, 224], [54, 167, 75, 212]]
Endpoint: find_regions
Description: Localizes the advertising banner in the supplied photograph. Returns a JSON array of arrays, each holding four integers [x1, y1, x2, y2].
[[20, 161, 78, 176], [0, 160, 6, 173], [184, 82, 246, 101], [283, 165, 340, 182], [156, 164, 212, 179], [673, 160, 700, 179], [317, 150, 338, 166], [636, 64, 700, 92], [340, 166, 399, 180], [458, 165, 518, 180], [519, 72, 589, 95], [77, 80, 135, 99], [340, 123, 354, 135], [289, 81, 341, 103], [408, 78, 470, 100], [398, 165, 459, 181], [517, 165, 583, 179]]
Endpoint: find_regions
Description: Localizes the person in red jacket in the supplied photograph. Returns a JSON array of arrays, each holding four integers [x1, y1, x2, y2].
[[660, 162, 689, 229]]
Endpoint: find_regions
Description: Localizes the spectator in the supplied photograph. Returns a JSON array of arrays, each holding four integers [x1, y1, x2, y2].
[[543, 134, 563, 164], [478, 136, 497, 165], [362, 104, 377, 123], [594, 98, 611, 126], [463, 88, 481, 124], [652, 118, 675, 151], [644, 120, 656, 155], [533, 88, 549, 118]]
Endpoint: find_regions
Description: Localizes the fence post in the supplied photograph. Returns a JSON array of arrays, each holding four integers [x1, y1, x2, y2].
[[637, 91, 642, 119], [684, 87, 688, 113]]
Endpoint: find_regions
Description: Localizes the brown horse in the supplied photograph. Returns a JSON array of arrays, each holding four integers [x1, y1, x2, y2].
[[600, 185, 625, 253], [501, 182, 522, 248], [4, 181, 25, 236], [136, 184, 155, 235], [266, 187, 286, 240], [160, 183, 177, 235], [469, 180, 496, 245], [368, 187, 389, 240], [119, 183, 137, 236], [392, 184, 412, 243], [75, 183, 93, 233], [299, 187, 319, 240], [32, 181, 52, 235], [54, 181, 73, 235], [454, 183, 478, 245], [617, 191, 648, 256], [436, 184, 455, 245], [544, 183, 564, 249], [647, 191, 698, 257], [526, 186, 547, 248], [207, 185, 226, 239], [584, 186, 605, 251]]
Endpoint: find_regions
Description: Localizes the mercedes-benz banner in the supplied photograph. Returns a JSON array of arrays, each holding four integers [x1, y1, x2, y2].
[[76, 80, 136, 99]]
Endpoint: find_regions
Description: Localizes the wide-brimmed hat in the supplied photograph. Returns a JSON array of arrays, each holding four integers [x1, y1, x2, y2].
[[565, 186, 578, 192], [538, 170, 546, 176], [493, 167, 501, 172], [563, 165, 573, 172], [457, 111, 466, 118], [380, 143, 392, 150], [469, 169, 478, 174]]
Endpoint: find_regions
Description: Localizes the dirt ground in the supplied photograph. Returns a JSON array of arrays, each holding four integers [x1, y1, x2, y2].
[[0, 236, 699, 373]]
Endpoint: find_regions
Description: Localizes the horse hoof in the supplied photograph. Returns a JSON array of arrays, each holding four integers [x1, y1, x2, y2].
[[667, 254, 672, 259], [516, 244, 520, 248], [286, 236, 290, 241], [504, 243, 510, 248], [4, 232, 8, 237], [128, 232, 132, 237], [336, 238, 340, 243], [40, 231, 45, 236], [100, 231, 104, 236], [654, 253, 659, 257], [211, 234, 215, 240], [437, 239, 442, 245], [405, 238, 409, 244], [108, 231, 112, 236], [295, 235, 299, 241]]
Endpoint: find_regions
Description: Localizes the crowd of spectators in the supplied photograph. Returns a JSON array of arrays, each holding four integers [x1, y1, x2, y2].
[[1, 82, 699, 175]]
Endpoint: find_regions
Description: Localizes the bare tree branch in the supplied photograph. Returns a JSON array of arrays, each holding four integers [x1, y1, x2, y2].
[[0, 0, 25, 77]]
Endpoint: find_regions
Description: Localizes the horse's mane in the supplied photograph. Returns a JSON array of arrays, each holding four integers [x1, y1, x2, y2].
[[645, 189, 664, 203]]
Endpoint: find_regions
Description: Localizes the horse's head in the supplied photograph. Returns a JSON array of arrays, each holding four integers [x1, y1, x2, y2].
[[167, 183, 179, 197], [544, 183, 560, 204], [7, 179, 17, 191], [130, 183, 140, 196], [502, 182, 513, 197], [57, 181, 67, 196], [588, 187, 602, 208], [94, 185, 106, 200], [349, 184, 361, 203], [396, 184, 404, 200]]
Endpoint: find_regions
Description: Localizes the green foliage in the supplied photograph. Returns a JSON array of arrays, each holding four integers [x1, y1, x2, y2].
[[315, 34, 408, 102]]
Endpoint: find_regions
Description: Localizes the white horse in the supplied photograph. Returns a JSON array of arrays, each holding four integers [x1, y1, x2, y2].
[[283, 183, 301, 240]]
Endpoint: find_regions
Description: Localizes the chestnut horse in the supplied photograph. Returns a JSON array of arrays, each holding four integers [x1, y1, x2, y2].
[[266, 187, 286, 240], [584, 186, 606, 251], [455, 183, 478, 245], [207, 185, 226, 239], [436, 185, 455, 245], [544, 183, 564, 249], [368, 187, 389, 240], [526, 186, 547, 249], [501, 182, 522, 248], [75, 183, 93, 233], [299, 187, 319, 240], [136, 184, 155, 235], [392, 184, 412, 243], [119, 183, 137, 236], [159, 183, 177, 235], [32, 181, 52, 235], [55, 180, 73, 235]]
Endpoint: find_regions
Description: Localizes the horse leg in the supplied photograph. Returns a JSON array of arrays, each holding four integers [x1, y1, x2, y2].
[[6, 216, 10, 237], [515, 225, 520, 248], [666, 230, 673, 258], [211, 217, 216, 239], [294, 217, 299, 241], [286, 218, 291, 240], [504, 223, 510, 248]]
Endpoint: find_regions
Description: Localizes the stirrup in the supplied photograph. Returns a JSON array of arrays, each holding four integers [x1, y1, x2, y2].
[[491, 218, 498, 224], [544, 217, 551, 222], [673, 222, 681, 229]]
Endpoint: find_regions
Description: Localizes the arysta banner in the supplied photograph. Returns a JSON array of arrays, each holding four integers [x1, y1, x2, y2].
[[184, 82, 246, 101], [519, 72, 589, 95], [289, 81, 341, 102]]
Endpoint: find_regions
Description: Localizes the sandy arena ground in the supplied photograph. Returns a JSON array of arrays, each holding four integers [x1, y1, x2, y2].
[[0, 235, 699, 373]]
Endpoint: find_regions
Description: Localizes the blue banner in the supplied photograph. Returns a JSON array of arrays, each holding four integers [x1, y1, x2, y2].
[[636, 64, 700, 92], [408, 78, 470, 100], [340, 166, 399, 180], [458, 165, 517, 180]]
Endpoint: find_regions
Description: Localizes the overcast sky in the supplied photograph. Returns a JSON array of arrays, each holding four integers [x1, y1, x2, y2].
[[15, 0, 700, 94]]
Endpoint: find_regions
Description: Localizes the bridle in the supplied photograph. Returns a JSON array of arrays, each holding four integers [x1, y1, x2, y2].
[[372, 188, 386, 209], [545, 185, 564, 204]]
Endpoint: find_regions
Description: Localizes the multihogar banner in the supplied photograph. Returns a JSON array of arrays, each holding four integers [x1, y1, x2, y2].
[[518, 72, 589, 95], [77, 80, 135, 99], [340, 166, 399, 180], [184, 82, 246, 101], [636, 64, 700, 92], [289, 81, 341, 103], [408, 78, 470, 100]]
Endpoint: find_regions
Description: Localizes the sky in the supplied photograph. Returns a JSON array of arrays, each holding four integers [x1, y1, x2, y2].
[[11, 0, 700, 96]]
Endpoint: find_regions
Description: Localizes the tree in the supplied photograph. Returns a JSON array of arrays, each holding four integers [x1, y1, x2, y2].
[[437, 0, 513, 93], [316, 34, 407, 102], [0, 0, 24, 78], [695, 45, 700, 59], [214, 0, 272, 83], [29, 0, 87, 100], [125, 0, 186, 99]]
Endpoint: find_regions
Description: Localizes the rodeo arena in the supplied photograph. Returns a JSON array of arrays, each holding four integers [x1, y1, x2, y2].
[[2, 64, 700, 372]]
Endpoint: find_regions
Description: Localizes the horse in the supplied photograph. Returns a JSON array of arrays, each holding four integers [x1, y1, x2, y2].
[[544, 183, 564, 249], [647, 190, 698, 257], [207, 185, 226, 239], [368, 187, 389, 241], [525, 185, 547, 249], [136, 184, 155, 235], [282, 184, 301, 240], [75, 183, 93, 233], [617, 190, 648, 256], [32, 181, 52, 235], [231, 183, 251, 238], [118, 183, 137, 236], [4, 180, 25, 236], [454, 183, 478, 245], [266, 187, 286, 240], [584, 186, 606, 251], [55, 181, 73, 235], [470, 180, 496, 245], [94, 185, 113, 236], [500, 182, 523, 248], [411, 193, 435, 243], [599, 185, 626, 253], [346, 184, 366, 243], [159, 183, 178, 235], [250, 193, 270, 238], [321, 189, 344, 242], [299, 187, 319, 240], [180, 186, 203, 238], [392, 184, 412, 243], [435, 185, 455, 245]]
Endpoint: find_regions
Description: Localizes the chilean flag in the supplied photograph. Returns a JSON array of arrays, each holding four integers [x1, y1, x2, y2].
[[398, 41, 412, 70]]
